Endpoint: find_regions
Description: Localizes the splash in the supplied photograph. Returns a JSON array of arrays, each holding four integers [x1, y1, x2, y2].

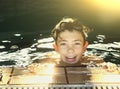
[[0, 35, 120, 67]]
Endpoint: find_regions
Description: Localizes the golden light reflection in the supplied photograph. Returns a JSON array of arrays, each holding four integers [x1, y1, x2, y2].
[[19, 75, 53, 84], [91, 74, 120, 83], [78, 0, 120, 12], [27, 63, 56, 84], [42, 63, 55, 74], [28, 63, 55, 74], [80, 0, 120, 24], [94, 0, 120, 10], [91, 0, 120, 23], [0, 68, 13, 84]]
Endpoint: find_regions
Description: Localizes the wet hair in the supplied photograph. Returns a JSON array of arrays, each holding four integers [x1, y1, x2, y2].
[[51, 17, 91, 43]]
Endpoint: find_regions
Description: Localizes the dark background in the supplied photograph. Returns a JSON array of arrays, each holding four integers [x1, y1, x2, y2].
[[0, 0, 120, 49]]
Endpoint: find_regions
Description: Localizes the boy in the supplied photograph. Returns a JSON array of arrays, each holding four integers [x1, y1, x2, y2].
[[51, 17, 119, 69], [51, 17, 91, 65], [28, 17, 118, 73]]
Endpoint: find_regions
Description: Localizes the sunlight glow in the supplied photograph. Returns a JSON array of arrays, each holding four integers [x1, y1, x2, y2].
[[41, 63, 55, 74], [0, 46, 5, 49], [27, 63, 55, 84], [90, 0, 120, 24], [11, 63, 56, 84], [28, 63, 55, 75], [14, 34, 21, 36], [94, 0, 120, 10], [91, 74, 120, 83], [20, 75, 53, 84]]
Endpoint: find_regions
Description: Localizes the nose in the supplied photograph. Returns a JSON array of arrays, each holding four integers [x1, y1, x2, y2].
[[67, 46, 74, 53]]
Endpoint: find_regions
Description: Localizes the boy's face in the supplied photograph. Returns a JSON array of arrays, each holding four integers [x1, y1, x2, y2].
[[54, 30, 88, 64]]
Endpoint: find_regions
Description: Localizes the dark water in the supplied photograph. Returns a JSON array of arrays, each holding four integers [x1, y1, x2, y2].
[[0, 32, 49, 51]]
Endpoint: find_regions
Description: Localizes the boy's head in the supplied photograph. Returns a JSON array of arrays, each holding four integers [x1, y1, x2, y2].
[[51, 17, 91, 64]]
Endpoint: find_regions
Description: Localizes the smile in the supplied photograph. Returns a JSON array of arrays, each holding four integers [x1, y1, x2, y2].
[[65, 56, 77, 63]]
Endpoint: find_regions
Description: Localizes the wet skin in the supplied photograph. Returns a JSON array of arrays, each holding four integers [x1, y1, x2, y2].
[[55, 30, 87, 64]]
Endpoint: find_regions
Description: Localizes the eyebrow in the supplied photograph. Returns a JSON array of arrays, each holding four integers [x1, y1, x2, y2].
[[57, 36, 83, 42], [58, 38, 83, 42]]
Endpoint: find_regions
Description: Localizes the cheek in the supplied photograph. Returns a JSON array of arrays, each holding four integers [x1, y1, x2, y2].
[[57, 48, 65, 54], [58, 48, 68, 57], [57, 45, 66, 51], [75, 47, 84, 53]]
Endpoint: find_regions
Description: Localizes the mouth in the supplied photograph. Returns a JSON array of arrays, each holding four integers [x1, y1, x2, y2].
[[65, 56, 77, 63]]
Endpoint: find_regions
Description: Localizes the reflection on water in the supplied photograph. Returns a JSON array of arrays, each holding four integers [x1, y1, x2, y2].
[[0, 34, 120, 67]]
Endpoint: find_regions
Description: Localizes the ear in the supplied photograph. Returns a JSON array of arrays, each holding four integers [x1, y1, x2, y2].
[[53, 43, 58, 51], [83, 41, 89, 50]]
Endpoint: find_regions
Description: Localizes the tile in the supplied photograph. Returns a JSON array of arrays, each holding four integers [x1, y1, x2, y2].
[[10, 74, 66, 84], [10, 67, 66, 84], [67, 74, 90, 84], [0, 67, 12, 84]]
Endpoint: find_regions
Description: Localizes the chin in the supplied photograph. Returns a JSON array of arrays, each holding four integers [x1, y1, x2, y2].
[[65, 60, 78, 64]]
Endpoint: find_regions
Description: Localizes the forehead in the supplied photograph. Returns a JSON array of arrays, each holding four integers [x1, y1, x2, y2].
[[57, 30, 84, 42]]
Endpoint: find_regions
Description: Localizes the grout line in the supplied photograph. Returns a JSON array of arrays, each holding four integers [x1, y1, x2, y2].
[[64, 67, 69, 84], [7, 67, 14, 84]]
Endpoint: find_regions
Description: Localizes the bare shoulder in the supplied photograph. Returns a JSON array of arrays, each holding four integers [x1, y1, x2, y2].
[[82, 56, 120, 73], [27, 58, 59, 74]]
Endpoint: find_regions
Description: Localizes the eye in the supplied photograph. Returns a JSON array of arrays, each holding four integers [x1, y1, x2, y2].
[[75, 42, 81, 45], [60, 42, 66, 46]]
